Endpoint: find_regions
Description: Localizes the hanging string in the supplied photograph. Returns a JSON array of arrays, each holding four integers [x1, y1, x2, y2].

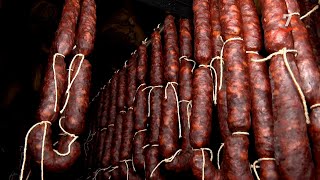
[[142, 85, 163, 117], [52, 53, 65, 112], [217, 143, 224, 170], [252, 158, 276, 180], [283, 12, 300, 27], [198, 64, 218, 104], [150, 149, 182, 178], [178, 100, 192, 129], [60, 54, 85, 113], [179, 56, 197, 73], [164, 82, 181, 138]]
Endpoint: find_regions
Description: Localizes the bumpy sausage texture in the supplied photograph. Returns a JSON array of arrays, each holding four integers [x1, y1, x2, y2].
[[164, 19, 193, 172], [159, 15, 180, 160], [285, 0, 320, 178], [110, 68, 127, 179], [210, 0, 230, 143], [145, 29, 164, 180], [219, 0, 252, 179], [29, 57, 91, 172], [240, 0, 278, 179], [74, 0, 96, 56], [101, 73, 119, 169], [133, 43, 148, 175], [54, 0, 80, 55], [259, 0, 314, 178]]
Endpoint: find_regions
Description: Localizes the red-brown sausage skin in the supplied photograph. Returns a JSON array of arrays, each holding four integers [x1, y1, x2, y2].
[[285, 0, 320, 178], [144, 29, 164, 180], [193, 0, 212, 65], [164, 19, 193, 172], [159, 15, 180, 161], [190, 67, 213, 149], [54, 0, 80, 55], [74, 0, 96, 56], [133, 43, 148, 175], [101, 73, 119, 168], [191, 151, 222, 180], [259, 0, 315, 178], [62, 58, 91, 135], [37, 55, 67, 123]]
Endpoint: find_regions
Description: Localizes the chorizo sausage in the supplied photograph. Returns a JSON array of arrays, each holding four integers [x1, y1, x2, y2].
[[259, 0, 314, 178], [284, 0, 320, 177]]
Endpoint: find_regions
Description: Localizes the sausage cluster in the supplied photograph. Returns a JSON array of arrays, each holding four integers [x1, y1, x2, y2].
[[25, 0, 320, 179]]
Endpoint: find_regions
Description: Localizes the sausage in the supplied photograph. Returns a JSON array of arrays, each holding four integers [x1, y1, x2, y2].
[[259, 0, 314, 178], [164, 18, 193, 172], [54, 0, 80, 55], [193, 0, 212, 65], [101, 73, 119, 168], [240, 0, 278, 179], [159, 15, 180, 160], [191, 150, 222, 180], [190, 67, 213, 149], [97, 86, 111, 166], [28, 57, 91, 172], [145, 29, 164, 180], [37, 54, 67, 123], [284, 0, 320, 177], [219, 0, 253, 179], [210, 0, 230, 142], [74, 0, 96, 56], [133, 43, 148, 174]]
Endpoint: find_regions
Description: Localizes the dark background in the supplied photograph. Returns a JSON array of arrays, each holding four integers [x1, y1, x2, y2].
[[0, 0, 193, 179]]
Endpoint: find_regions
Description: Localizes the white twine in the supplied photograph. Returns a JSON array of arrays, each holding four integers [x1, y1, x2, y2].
[[300, 1, 320, 20], [133, 83, 146, 103], [142, 85, 163, 117], [92, 166, 112, 180], [108, 166, 119, 173], [150, 149, 182, 177], [153, 23, 161, 31], [283, 12, 300, 27], [246, 51, 259, 55], [20, 121, 51, 180], [52, 53, 65, 112], [60, 54, 85, 113], [131, 154, 136, 172], [142, 144, 150, 149], [311, 104, 320, 109], [120, 110, 126, 114], [100, 127, 108, 132], [219, 36, 244, 91], [178, 100, 192, 129], [192, 148, 214, 180], [119, 159, 132, 180], [164, 82, 182, 138], [217, 143, 224, 170], [198, 64, 218, 105], [252, 48, 310, 124], [142, 38, 148, 45], [133, 129, 147, 140], [252, 158, 276, 180], [179, 56, 197, 73], [232, 132, 250, 136], [53, 117, 78, 156]]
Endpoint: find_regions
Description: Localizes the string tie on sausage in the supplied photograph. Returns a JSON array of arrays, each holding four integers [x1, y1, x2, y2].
[[252, 158, 276, 180], [54, 116, 78, 156], [199, 63, 218, 105], [232, 132, 250, 136], [119, 159, 133, 180], [311, 104, 320, 109], [153, 23, 161, 31], [142, 144, 150, 149], [219, 36, 243, 91], [133, 83, 146, 103], [252, 48, 310, 124], [192, 148, 214, 180], [100, 127, 108, 132], [142, 85, 163, 117], [52, 53, 65, 112], [108, 124, 115, 127], [142, 37, 148, 45], [108, 166, 119, 173], [60, 53, 85, 113], [92, 166, 112, 180], [246, 51, 259, 55], [179, 56, 196, 73], [20, 121, 51, 180], [283, 12, 300, 26], [179, 100, 192, 129], [84, 130, 93, 157], [210, 56, 223, 102], [133, 129, 147, 140], [128, 107, 134, 110], [217, 143, 224, 170], [150, 149, 182, 178], [300, 0, 320, 20], [164, 82, 182, 138], [120, 110, 126, 114]]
